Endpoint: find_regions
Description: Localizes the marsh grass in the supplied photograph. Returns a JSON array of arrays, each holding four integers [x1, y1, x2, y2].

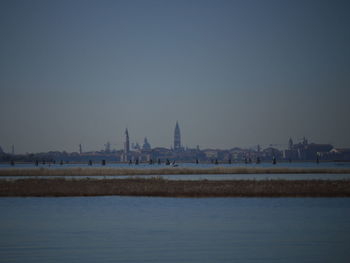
[[0, 166, 349, 177], [0, 178, 350, 197]]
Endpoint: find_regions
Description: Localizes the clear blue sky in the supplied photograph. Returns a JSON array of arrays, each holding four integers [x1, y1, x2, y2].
[[0, 0, 349, 153]]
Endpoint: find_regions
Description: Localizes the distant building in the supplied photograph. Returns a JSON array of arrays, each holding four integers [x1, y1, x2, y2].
[[174, 121, 182, 151], [104, 142, 111, 153], [122, 128, 130, 162], [305, 143, 333, 159], [262, 147, 283, 160], [203, 149, 219, 159], [151, 147, 173, 161], [132, 142, 141, 151], [288, 138, 293, 150], [284, 137, 333, 160], [257, 144, 261, 153], [142, 137, 151, 151], [329, 148, 350, 160]]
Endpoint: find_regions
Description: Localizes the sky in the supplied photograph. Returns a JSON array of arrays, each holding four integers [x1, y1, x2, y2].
[[0, 0, 350, 153]]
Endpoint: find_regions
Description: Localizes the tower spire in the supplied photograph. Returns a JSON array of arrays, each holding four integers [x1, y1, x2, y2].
[[122, 128, 130, 162], [174, 121, 181, 151], [124, 128, 130, 154]]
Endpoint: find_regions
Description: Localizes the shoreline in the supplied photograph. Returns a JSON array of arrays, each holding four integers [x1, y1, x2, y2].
[[1, 178, 350, 197], [1, 167, 350, 177]]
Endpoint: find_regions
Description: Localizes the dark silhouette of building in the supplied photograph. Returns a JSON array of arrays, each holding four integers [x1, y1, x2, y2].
[[122, 128, 130, 162], [142, 137, 151, 151], [284, 137, 333, 161], [288, 138, 293, 150], [104, 142, 111, 153], [174, 121, 182, 151], [329, 148, 350, 160]]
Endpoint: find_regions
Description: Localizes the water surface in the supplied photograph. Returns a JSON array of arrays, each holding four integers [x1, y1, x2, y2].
[[1, 197, 350, 262], [1, 161, 350, 170]]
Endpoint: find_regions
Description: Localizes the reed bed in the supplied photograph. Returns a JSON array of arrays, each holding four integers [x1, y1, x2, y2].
[[0, 178, 349, 197], [0, 167, 350, 177]]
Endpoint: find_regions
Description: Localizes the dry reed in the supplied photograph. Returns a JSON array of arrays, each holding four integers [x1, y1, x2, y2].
[[1, 178, 350, 197]]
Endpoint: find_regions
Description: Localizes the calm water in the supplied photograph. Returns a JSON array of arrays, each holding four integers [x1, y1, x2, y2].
[[1, 161, 350, 169], [1, 197, 350, 262], [1, 161, 350, 181]]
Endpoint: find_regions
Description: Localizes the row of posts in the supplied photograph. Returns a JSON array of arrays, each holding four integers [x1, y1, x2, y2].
[[8, 156, 321, 166], [7, 157, 311, 166]]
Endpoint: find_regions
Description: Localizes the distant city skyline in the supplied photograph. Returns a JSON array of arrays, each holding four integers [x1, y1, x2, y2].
[[1, 0, 350, 153], [0, 121, 344, 154], [2, 120, 347, 163]]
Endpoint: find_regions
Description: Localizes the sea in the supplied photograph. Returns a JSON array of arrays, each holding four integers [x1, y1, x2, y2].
[[0, 196, 350, 262], [1, 161, 350, 170]]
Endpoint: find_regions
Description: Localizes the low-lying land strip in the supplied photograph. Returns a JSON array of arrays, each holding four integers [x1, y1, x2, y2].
[[0, 167, 350, 177], [1, 178, 350, 197]]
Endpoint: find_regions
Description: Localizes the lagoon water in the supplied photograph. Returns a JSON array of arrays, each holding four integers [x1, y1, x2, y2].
[[1, 197, 350, 262], [1, 161, 350, 181], [1, 161, 350, 170]]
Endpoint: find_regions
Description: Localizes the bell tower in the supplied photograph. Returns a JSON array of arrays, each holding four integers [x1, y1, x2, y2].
[[174, 121, 181, 151]]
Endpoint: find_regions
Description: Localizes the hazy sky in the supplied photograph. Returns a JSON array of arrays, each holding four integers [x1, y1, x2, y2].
[[1, 0, 350, 153]]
